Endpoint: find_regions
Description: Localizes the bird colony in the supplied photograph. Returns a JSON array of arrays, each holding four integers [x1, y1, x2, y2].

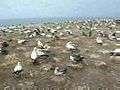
[[0, 19, 120, 88]]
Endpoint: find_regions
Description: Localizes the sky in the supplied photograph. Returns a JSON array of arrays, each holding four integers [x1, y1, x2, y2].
[[0, 0, 120, 19]]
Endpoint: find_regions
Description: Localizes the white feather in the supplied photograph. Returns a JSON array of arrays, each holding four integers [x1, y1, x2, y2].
[[14, 62, 22, 72]]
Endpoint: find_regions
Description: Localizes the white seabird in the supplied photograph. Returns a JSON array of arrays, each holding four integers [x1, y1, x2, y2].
[[59, 32, 64, 36], [31, 47, 38, 64], [54, 67, 66, 76], [110, 49, 120, 56], [50, 29, 57, 34], [65, 30, 73, 35], [108, 32, 116, 40], [31, 47, 49, 64], [65, 41, 77, 50], [96, 36, 103, 45], [14, 62, 23, 75], [17, 39, 26, 44]]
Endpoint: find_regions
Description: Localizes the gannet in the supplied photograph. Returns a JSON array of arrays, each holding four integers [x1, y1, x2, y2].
[[110, 49, 120, 56], [29, 32, 37, 38], [65, 41, 77, 50], [96, 37, 103, 45], [17, 39, 26, 44], [56, 26, 62, 30], [40, 33, 46, 36], [31, 47, 38, 64], [59, 32, 64, 36], [54, 67, 67, 76], [65, 30, 73, 35], [14, 62, 23, 75], [50, 29, 57, 34], [108, 32, 116, 40]]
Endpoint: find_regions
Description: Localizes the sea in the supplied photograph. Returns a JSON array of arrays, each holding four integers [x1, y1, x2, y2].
[[0, 17, 119, 26]]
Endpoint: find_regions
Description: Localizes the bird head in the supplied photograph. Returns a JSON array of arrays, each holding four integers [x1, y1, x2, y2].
[[55, 67, 59, 70], [17, 62, 21, 65], [33, 47, 37, 51]]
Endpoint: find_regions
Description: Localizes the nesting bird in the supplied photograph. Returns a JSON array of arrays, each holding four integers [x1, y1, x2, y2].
[[17, 39, 26, 44], [65, 41, 77, 50], [65, 30, 73, 35], [13, 62, 23, 75], [49, 29, 57, 35], [108, 32, 116, 40], [31, 47, 38, 64], [96, 36, 103, 45], [31, 47, 49, 64], [110, 49, 120, 56], [59, 32, 64, 36], [54, 67, 67, 76], [29, 32, 37, 38]]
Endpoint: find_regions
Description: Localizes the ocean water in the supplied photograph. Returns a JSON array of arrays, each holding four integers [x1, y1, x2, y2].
[[0, 17, 78, 26], [0, 17, 118, 26]]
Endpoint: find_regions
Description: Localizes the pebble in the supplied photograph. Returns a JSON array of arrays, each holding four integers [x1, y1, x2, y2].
[[67, 63, 83, 69], [50, 76, 66, 83], [41, 64, 53, 71], [90, 54, 100, 58], [95, 61, 107, 68]]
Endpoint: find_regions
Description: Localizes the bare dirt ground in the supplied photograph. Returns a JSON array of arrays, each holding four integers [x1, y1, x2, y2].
[[0, 21, 120, 89]]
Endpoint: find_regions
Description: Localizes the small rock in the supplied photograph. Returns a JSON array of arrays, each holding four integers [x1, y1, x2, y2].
[[90, 54, 100, 58], [103, 43, 108, 46], [110, 56, 120, 61], [50, 76, 66, 83], [41, 64, 53, 71], [16, 47, 26, 51], [24, 52, 31, 58], [53, 57, 61, 62], [95, 61, 107, 68], [67, 62, 83, 69], [115, 43, 120, 46], [18, 83, 24, 87]]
